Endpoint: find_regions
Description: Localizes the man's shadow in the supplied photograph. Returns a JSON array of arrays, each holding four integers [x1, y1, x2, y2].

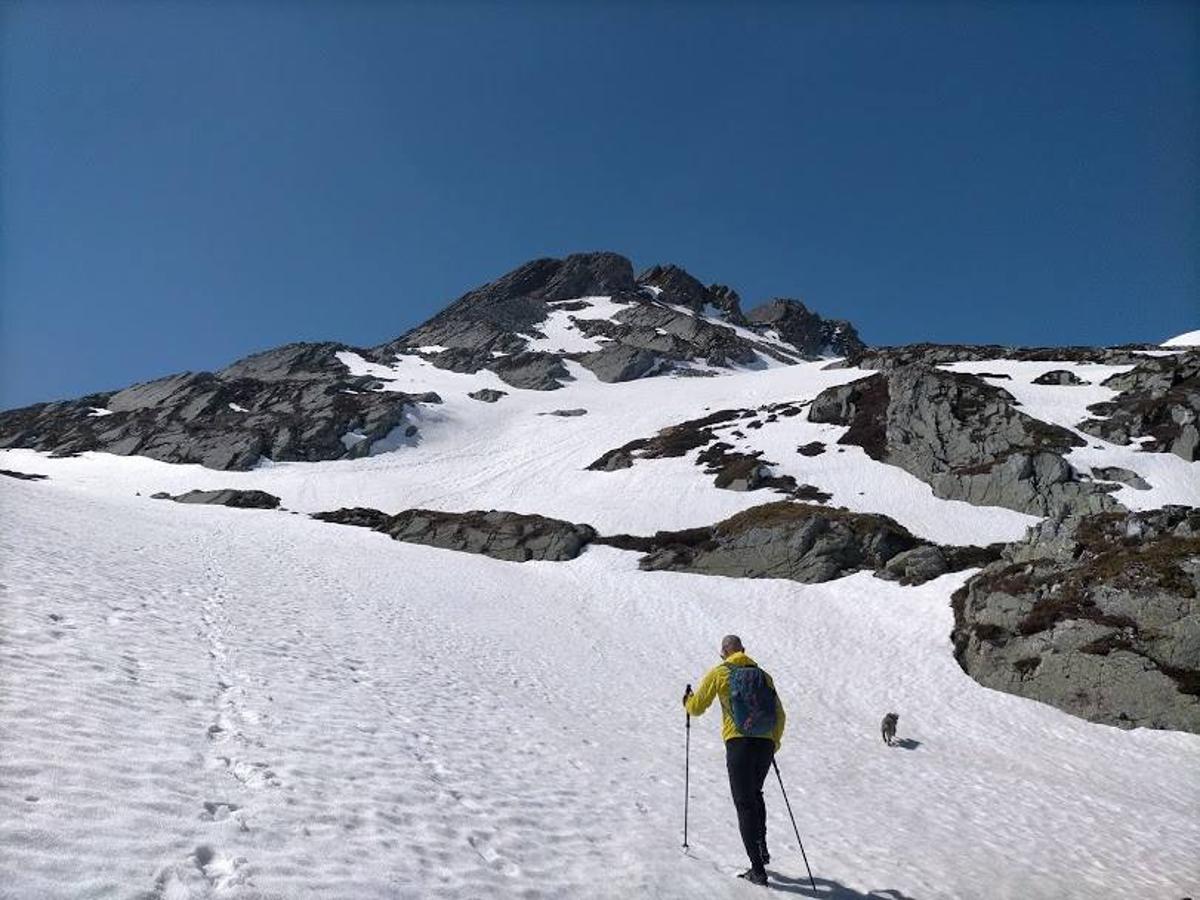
[[766, 871, 919, 899]]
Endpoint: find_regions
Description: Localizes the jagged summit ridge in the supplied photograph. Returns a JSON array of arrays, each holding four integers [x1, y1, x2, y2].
[[383, 251, 866, 388]]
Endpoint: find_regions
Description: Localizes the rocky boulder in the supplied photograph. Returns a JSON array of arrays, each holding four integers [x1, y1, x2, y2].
[[950, 506, 1200, 733], [1077, 351, 1200, 461], [467, 389, 507, 403], [155, 489, 281, 509], [596, 501, 993, 585], [808, 364, 1119, 517], [311, 506, 596, 562]]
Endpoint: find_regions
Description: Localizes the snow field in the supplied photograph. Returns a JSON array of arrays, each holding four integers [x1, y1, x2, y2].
[[2, 479, 1198, 899]]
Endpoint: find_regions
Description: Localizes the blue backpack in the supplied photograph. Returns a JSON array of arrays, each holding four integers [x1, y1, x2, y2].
[[725, 663, 777, 737]]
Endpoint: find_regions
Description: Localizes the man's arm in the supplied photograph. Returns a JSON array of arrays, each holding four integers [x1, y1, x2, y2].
[[684, 667, 719, 717]]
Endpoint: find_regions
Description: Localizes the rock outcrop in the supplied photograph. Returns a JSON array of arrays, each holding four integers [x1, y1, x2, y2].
[[1032, 369, 1090, 386], [1077, 351, 1199, 461], [808, 364, 1119, 517], [1, 469, 47, 481], [154, 489, 282, 509], [0, 343, 443, 470], [467, 389, 507, 403], [951, 506, 1200, 733], [596, 501, 997, 585], [745, 299, 865, 358], [637, 264, 749, 326], [313, 507, 596, 562]]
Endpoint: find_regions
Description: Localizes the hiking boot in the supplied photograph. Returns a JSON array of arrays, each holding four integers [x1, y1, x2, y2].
[[738, 867, 768, 886]]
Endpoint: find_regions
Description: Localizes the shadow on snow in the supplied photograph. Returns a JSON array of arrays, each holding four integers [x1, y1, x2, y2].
[[767, 871, 920, 899]]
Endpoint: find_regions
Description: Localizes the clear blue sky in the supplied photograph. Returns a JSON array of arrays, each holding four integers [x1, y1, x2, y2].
[[2, 1, 1197, 408]]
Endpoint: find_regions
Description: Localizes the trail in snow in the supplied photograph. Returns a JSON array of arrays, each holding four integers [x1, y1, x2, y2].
[[2, 479, 1197, 899]]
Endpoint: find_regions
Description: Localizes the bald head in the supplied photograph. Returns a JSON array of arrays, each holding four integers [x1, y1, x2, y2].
[[720, 634, 744, 658]]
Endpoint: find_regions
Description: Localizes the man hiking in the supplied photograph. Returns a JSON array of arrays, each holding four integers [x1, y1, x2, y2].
[[683, 634, 785, 887]]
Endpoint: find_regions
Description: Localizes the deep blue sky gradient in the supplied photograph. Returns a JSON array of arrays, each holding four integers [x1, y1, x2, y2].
[[2, 1, 1197, 407]]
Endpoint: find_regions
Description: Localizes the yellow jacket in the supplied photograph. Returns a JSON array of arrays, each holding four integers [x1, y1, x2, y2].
[[684, 651, 786, 750]]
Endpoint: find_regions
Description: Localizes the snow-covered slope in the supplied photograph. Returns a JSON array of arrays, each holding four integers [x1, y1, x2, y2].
[[3, 478, 1197, 900], [1163, 329, 1200, 347]]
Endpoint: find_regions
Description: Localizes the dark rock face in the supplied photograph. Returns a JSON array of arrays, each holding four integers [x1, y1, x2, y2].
[[808, 365, 1119, 517], [312, 506, 596, 562], [951, 506, 1200, 733], [377, 253, 638, 390], [797, 442, 826, 457], [1077, 351, 1200, 461], [540, 409, 587, 417], [0, 342, 442, 471], [468, 389, 507, 403], [157, 489, 282, 509], [1033, 369, 1090, 386], [490, 352, 572, 391], [745, 300, 865, 359], [311, 507, 394, 529]]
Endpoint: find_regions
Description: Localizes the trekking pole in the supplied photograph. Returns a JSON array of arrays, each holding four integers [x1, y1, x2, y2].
[[772, 759, 816, 891], [682, 684, 692, 849]]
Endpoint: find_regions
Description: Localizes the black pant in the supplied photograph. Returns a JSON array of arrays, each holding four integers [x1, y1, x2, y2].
[[725, 737, 774, 870]]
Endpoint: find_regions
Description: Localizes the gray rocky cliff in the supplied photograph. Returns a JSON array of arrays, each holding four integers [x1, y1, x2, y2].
[[951, 506, 1200, 733], [808, 364, 1120, 517], [0, 342, 442, 470]]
